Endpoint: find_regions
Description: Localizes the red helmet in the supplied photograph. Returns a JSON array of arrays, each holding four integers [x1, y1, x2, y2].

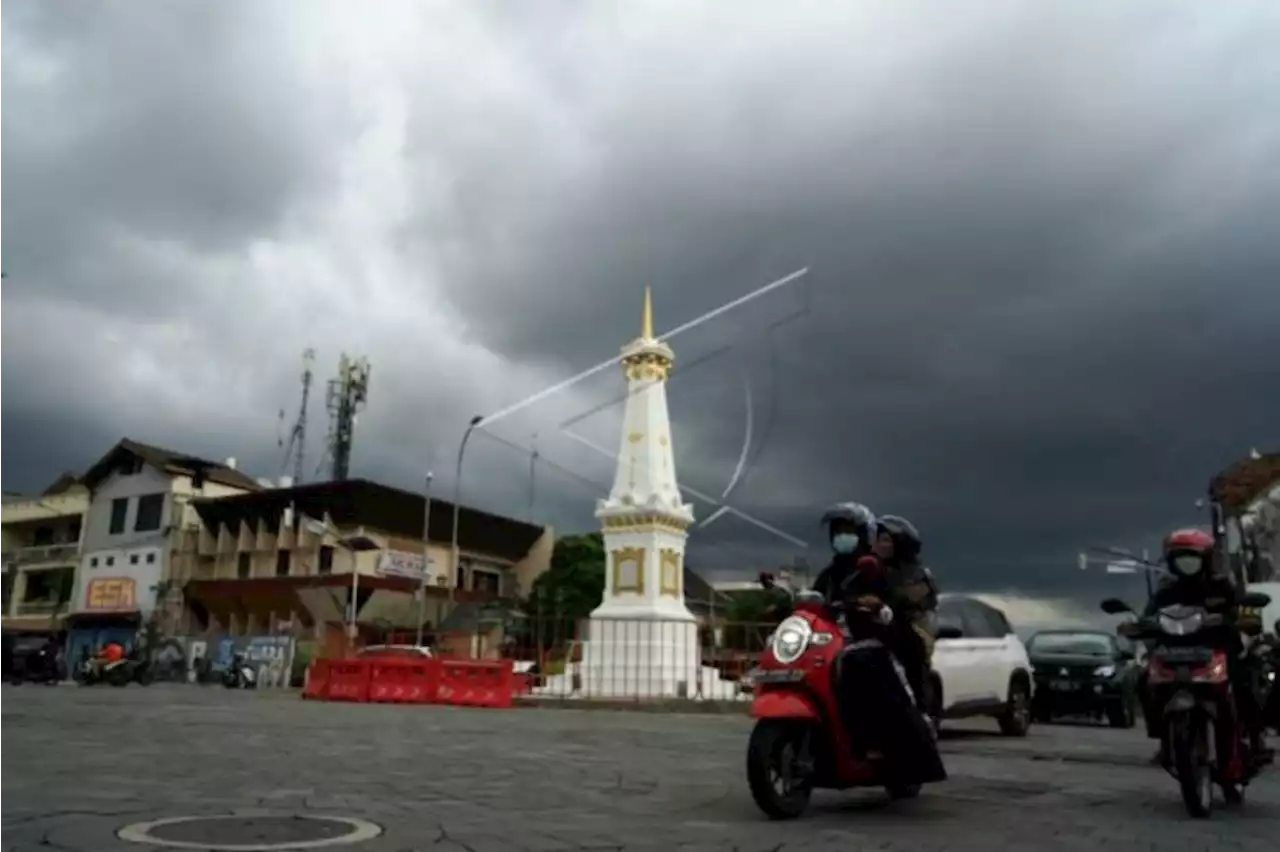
[[1162, 528, 1214, 578]]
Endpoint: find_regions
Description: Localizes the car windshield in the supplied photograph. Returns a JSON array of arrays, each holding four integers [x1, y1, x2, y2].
[[1028, 633, 1113, 656]]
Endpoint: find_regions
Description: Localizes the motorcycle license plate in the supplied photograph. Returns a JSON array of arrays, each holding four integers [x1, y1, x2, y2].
[[1051, 679, 1076, 691]]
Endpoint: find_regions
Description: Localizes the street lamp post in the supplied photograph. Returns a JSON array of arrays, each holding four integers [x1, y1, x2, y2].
[[415, 472, 434, 648], [449, 415, 484, 606]]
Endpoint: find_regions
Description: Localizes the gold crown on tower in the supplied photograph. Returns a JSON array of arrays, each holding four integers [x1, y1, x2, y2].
[[621, 285, 674, 381]]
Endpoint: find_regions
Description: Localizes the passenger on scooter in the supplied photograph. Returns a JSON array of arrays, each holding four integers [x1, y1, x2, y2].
[[876, 515, 940, 718], [1140, 529, 1270, 763]]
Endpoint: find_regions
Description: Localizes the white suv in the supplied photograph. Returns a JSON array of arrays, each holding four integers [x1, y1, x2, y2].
[[930, 594, 1033, 737]]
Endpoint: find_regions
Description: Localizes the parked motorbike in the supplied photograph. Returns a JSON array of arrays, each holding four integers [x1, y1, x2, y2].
[[1101, 592, 1271, 818], [75, 652, 156, 688], [222, 653, 258, 689], [745, 585, 955, 819], [10, 645, 65, 685]]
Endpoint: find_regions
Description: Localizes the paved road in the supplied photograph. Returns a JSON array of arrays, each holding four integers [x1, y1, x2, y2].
[[2, 686, 1277, 851]]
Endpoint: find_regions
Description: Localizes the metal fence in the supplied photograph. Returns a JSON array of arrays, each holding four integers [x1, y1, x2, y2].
[[442, 614, 778, 702]]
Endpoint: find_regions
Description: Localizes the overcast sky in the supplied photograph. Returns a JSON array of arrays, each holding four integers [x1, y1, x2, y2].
[[3, 1, 1278, 620]]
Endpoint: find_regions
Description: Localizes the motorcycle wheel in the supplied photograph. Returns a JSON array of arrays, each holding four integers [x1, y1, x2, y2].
[[747, 719, 814, 820], [136, 667, 155, 687], [1172, 715, 1213, 819], [107, 668, 131, 688], [886, 782, 921, 800]]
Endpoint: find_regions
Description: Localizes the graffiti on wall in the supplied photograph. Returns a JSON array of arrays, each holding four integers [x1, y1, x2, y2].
[[186, 635, 295, 688]]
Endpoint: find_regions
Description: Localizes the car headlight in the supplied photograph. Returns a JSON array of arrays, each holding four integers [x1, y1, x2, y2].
[[1159, 611, 1203, 636], [771, 616, 813, 665], [1093, 664, 1116, 678]]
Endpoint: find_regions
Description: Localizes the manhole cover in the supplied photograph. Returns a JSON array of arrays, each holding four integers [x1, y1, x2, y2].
[[116, 815, 382, 851]]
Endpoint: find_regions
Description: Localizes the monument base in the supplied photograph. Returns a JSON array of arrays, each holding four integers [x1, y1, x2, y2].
[[536, 611, 739, 699]]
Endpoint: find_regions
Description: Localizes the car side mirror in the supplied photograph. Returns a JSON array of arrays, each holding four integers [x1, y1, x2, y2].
[[936, 625, 963, 640], [1240, 591, 1272, 609], [1100, 598, 1133, 615]]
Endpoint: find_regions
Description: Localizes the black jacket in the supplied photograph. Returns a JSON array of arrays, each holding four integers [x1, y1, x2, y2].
[[813, 554, 890, 604]]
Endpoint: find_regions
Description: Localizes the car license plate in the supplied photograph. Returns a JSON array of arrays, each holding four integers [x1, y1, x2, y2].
[[1051, 679, 1075, 691]]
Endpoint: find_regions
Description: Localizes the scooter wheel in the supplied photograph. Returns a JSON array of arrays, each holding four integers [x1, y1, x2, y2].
[[747, 719, 814, 820]]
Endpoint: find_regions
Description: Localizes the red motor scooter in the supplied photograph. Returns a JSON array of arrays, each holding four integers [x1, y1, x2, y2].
[[746, 582, 958, 819]]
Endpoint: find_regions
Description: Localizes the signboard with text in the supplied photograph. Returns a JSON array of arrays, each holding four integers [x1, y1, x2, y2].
[[83, 577, 138, 612], [376, 550, 441, 582]]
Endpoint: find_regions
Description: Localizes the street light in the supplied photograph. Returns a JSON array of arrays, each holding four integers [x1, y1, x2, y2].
[[449, 415, 485, 606], [303, 517, 379, 651], [415, 472, 434, 649]]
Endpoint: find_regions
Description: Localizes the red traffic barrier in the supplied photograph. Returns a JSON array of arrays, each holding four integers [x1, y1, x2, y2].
[[302, 659, 331, 700], [367, 659, 438, 704], [435, 660, 514, 709], [326, 660, 372, 702]]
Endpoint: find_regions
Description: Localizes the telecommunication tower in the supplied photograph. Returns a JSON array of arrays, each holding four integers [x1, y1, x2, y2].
[[323, 353, 372, 481], [277, 348, 316, 485]]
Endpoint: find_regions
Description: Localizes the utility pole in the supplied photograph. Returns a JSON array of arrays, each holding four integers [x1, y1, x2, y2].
[[415, 472, 434, 648]]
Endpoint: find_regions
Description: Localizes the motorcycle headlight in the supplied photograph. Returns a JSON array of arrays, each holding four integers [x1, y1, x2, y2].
[[771, 616, 813, 665], [1159, 611, 1203, 636], [1093, 664, 1117, 678]]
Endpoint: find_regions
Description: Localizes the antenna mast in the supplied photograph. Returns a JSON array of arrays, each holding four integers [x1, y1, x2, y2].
[[323, 353, 372, 481], [278, 348, 315, 485]]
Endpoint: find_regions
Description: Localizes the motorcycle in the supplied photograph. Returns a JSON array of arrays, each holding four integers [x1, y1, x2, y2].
[[1101, 591, 1272, 818], [75, 651, 156, 688], [222, 652, 258, 689], [745, 582, 956, 819], [10, 645, 65, 685]]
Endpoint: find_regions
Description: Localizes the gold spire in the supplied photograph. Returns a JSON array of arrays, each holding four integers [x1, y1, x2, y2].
[[642, 285, 654, 340]]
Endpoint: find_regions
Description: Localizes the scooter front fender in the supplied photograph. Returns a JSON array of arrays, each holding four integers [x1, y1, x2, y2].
[[750, 689, 822, 721]]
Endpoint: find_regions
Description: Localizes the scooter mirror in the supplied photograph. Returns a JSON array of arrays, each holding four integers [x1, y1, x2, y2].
[[758, 571, 776, 590], [1100, 598, 1133, 615], [1240, 591, 1272, 610]]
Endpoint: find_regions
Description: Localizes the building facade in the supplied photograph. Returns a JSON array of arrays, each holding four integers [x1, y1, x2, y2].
[[178, 478, 554, 659], [2, 476, 89, 636], [65, 439, 262, 663]]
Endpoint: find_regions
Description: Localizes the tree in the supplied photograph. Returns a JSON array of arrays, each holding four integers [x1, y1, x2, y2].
[[528, 532, 606, 622]]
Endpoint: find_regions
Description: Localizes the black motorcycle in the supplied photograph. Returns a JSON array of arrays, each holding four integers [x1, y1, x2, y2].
[[10, 645, 66, 685]]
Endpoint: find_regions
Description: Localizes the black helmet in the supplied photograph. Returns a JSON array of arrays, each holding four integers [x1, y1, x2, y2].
[[820, 502, 876, 532], [878, 514, 922, 560]]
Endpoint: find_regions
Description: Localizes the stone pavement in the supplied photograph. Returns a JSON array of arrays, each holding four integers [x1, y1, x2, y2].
[[2, 685, 1277, 852]]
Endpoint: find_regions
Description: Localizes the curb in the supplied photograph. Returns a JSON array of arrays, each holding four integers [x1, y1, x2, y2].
[[514, 696, 751, 715]]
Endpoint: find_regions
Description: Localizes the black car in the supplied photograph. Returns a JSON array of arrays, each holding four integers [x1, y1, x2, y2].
[[1028, 629, 1139, 728]]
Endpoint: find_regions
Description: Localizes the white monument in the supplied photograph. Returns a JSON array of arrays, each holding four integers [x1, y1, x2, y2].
[[536, 287, 741, 699]]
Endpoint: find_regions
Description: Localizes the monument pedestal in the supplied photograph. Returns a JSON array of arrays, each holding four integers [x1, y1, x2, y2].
[[577, 609, 700, 698]]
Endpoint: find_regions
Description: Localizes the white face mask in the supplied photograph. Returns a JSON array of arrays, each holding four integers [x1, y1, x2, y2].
[[832, 533, 860, 555], [1170, 553, 1204, 577]]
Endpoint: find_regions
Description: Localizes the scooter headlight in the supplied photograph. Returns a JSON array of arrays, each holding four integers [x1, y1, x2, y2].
[[771, 616, 813, 665]]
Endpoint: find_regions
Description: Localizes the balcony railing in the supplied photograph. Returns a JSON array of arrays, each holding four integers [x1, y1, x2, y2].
[[2, 543, 80, 568], [12, 599, 68, 617]]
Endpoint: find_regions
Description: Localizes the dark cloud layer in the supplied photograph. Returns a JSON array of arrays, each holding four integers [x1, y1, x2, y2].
[[4, 1, 1278, 614]]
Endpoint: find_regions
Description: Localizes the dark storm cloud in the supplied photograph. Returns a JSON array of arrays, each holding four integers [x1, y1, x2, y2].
[[3, 1, 1278, 610]]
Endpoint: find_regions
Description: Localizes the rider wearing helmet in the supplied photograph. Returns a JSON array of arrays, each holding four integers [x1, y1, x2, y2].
[[876, 515, 939, 716], [1141, 528, 1270, 761], [812, 502, 881, 604]]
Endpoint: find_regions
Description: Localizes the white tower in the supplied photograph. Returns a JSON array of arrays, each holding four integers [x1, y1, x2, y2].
[[580, 287, 702, 696]]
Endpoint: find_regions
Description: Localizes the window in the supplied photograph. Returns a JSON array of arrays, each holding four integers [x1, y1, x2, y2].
[[129, 554, 139, 565], [146, 553, 156, 564], [67, 519, 82, 543], [318, 546, 334, 575], [32, 526, 55, 547], [108, 498, 129, 535], [473, 570, 501, 596], [961, 602, 1004, 639], [237, 553, 251, 579], [90, 557, 99, 568], [105, 556, 115, 567], [275, 550, 291, 578], [134, 494, 164, 532]]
